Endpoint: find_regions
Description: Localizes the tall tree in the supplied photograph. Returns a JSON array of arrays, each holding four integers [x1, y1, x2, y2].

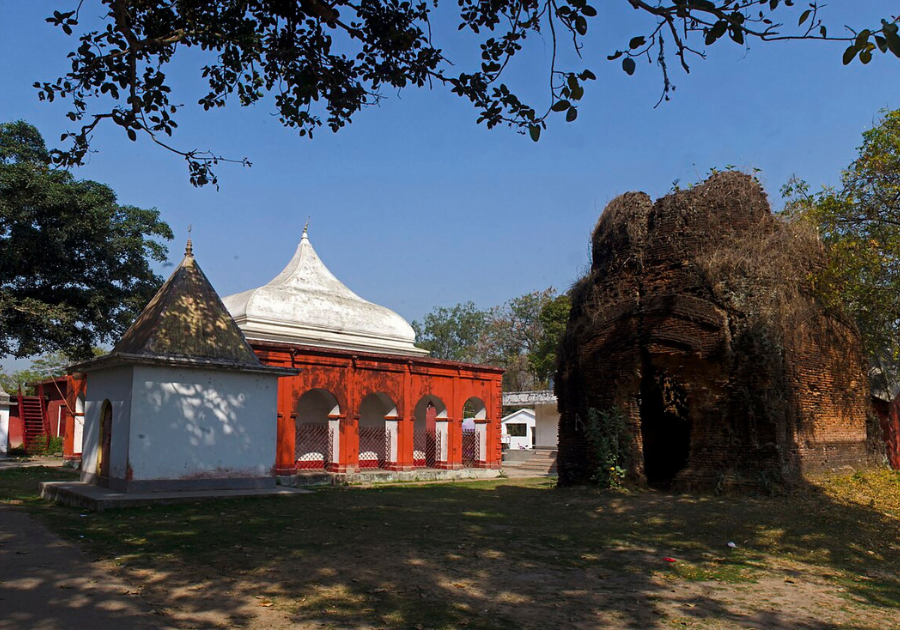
[[530, 293, 571, 384], [414, 288, 569, 390], [38, 2, 899, 185], [483, 288, 568, 390], [783, 108, 900, 388], [0, 120, 173, 359], [412, 301, 488, 362]]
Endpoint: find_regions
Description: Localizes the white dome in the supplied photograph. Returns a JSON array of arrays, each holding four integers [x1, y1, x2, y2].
[[222, 230, 428, 356]]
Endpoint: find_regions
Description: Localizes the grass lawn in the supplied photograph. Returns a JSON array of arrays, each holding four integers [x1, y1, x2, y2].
[[3, 467, 900, 629]]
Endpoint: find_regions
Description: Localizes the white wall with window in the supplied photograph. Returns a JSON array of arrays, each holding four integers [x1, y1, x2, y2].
[[501, 408, 535, 450]]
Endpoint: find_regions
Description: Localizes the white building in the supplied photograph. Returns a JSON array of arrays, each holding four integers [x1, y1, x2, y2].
[[501, 408, 535, 450], [502, 390, 558, 449], [69, 240, 296, 492]]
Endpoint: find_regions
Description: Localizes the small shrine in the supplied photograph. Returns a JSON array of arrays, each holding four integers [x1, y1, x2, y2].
[[69, 239, 297, 492]]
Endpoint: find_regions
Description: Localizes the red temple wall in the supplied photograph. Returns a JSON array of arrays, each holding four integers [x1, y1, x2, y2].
[[251, 342, 504, 475]]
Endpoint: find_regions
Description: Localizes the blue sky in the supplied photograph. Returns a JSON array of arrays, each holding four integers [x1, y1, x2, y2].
[[1, 2, 898, 370]]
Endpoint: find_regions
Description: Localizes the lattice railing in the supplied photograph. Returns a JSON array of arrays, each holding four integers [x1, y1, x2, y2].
[[296, 423, 332, 470], [413, 429, 437, 468], [462, 428, 479, 468], [359, 426, 390, 469]]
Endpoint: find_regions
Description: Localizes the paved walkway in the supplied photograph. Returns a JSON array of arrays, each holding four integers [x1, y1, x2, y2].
[[0, 507, 176, 630], [0, 457, 66, 470]]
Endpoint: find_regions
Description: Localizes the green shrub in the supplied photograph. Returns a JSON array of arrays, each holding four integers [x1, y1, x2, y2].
[[25, 434, 64, 456], [7, 446, 27, 458], [585, 407, 631, 488]]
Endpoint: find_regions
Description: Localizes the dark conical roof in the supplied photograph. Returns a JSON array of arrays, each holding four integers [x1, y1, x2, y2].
[[69, 240, 297, 376], [112, 241, 261, 366]]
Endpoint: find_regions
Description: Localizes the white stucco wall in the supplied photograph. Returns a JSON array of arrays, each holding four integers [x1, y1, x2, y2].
[[501, 409, 535, 450], [0, 390, 9, 458], [127, 365, 279, 481], [534, 402, 559, 448], [82, 367, 134, 477]]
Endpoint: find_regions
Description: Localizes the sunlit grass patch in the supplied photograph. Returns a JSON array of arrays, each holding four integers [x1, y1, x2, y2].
[[663, 557, 758, 584], [0, 466, 78, 505]]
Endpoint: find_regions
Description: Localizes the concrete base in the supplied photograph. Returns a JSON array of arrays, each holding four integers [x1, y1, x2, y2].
[[278, 466, 502, 487], [40, 481, 310, 512], [80, 471, 276, 493]]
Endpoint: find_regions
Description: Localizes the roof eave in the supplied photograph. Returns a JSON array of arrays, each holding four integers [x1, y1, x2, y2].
[[67, 352, 300, 377]]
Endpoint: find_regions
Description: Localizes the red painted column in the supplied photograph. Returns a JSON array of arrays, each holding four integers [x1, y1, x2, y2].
[[333, 359, 359, 473], [390, 417, 415, 471], [446, 417, 463, 469], [275, 380, 298, 476], [487, 375, 503, 468], [391, 362, 415, 471]]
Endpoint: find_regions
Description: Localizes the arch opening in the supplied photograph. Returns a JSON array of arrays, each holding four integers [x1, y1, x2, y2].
[[640, 369, 691, 488], [295, 389, 340, 470], [462, 397, 487, 467], [358, 392, 397, 469], [413, 395, 447, 467], [98, 400, 112, 478]]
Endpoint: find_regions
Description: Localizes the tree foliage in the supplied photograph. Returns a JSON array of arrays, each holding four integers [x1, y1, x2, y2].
[[530, 292, 571, 383], [413, 288, 570, 389], [0, 120, 173, 359], [411, 301, 488, 362], [0, 348, 105, 394], [783, 108, 900, 387], [39, 1, 899, 185]]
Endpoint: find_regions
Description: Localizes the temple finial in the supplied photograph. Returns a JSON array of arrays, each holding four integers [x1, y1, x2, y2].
[[185, 224, 193, 257], [303, 217, 310, 239]]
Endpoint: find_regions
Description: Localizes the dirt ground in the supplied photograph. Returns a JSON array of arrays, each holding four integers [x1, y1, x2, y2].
[[4, 468, 900, 629], [120, 537, 896, 630]]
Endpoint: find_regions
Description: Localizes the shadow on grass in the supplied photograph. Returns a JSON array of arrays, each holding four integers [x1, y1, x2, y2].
[[3, 468, 900, 629]]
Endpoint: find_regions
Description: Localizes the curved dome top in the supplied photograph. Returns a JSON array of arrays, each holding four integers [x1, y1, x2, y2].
[[222, 230, 428, 356]]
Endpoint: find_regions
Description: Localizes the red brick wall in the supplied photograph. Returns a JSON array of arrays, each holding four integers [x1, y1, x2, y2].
[[557, 172, 876, 488]]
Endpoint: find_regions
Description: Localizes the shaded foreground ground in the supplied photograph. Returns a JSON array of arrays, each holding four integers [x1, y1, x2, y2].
[[2, 468, 900, 629]]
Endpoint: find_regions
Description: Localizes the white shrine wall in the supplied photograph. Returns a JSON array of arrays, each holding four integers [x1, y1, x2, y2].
[[81, 366, 134, 479], [126, 365, 279, 490]]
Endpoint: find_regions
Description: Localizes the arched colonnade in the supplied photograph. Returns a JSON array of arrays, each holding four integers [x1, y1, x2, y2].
[[251, 342, 504, 475]]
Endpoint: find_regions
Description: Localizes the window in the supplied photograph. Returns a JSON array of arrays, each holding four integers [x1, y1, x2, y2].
[[506, 423, 527, 437]]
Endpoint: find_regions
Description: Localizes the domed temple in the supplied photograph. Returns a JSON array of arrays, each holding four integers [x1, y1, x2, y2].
[[223, 230, 428, 357], [221, 228, 503, 475]]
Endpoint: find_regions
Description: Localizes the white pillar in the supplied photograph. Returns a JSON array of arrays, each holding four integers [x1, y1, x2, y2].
[[384, 418, 399, 466], [475, 421, 488, 467], [74, 393, 85, 457], [0, 385, 9, 458], [435, 418, 449, 464], [328, 417, 341, 464]]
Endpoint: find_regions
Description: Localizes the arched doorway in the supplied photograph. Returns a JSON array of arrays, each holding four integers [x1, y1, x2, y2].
[[295, 389, 340, 470], [462, 397, 487, 467], [640, 369, 691, 488], [358, 392, 397, 469], [413, 395, 447, 467], [98, 400, 112, 478]]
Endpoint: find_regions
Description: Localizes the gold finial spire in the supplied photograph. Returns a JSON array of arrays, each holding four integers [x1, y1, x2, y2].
[[185, 224, 193, 257]]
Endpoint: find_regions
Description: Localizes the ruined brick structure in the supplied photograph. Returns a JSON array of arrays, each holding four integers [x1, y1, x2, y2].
[[556, 172, 880, 488]]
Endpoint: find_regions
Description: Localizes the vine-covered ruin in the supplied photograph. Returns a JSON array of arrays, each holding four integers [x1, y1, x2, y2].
[[555, 172, 882, 488]]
